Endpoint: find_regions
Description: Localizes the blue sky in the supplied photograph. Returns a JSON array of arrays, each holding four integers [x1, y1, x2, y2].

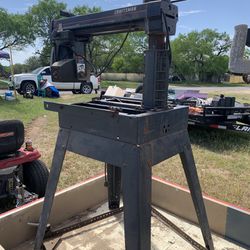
[[1, 0, 250, 65]]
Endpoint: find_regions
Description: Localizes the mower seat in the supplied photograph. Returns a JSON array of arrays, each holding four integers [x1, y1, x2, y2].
[[0, 120, 24, 155]]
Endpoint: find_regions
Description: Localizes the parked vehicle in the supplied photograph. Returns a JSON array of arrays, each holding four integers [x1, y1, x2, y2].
[[9, 66, 100, 94]]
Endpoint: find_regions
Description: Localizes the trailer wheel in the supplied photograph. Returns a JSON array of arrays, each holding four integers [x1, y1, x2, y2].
[[242, 74, 250, 84], [135, 83, 143, 94], [23, 160, 49, 198]]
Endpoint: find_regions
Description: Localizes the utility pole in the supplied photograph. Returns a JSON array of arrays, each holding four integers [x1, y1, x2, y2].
[[9, 46, 17, 99]]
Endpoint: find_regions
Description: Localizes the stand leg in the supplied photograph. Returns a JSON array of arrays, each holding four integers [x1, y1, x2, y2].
[[34, 128, 70, 250], [122, 149, 152, 250], [107, 164, 121, 209], [180, 143, 214, 250]]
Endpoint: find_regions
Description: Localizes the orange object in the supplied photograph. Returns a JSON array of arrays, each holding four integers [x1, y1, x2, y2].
[[189, 106, 203, 114]]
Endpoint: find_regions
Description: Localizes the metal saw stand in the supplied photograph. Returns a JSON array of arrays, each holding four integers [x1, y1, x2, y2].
[[34, 2, 214, 248], [34, 101, 214, 250]]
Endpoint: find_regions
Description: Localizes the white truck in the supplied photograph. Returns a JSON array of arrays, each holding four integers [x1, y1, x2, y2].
[[9, 66, 100, 94]]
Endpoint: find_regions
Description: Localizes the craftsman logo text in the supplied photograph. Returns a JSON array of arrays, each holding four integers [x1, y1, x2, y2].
[[114, 6, 137, 15]]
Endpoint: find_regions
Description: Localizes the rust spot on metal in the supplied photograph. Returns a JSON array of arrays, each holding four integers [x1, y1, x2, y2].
[[144, 117, 150, 134], [147, 159, 152, 167]]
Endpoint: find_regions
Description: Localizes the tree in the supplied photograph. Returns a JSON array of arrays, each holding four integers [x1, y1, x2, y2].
[[0, 64, 10, 78], [85, 31, 147, 74], [37, 43, 52, 66], [88, 33, 130, 73], [171, 29, 231, 82], [72, 5, 101, 15], [28, 0, 67, 64], [0, 8, 35, 50], [13, 63, 29, 74], [28, 0, 66, 44], [25, 56, 42, 71], [111, 32, 147, 73]]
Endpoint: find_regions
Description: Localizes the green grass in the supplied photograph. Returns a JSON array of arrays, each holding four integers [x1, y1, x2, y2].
[[0, 94, 95, 125], [171, 81, 248, 87], [153, 126, 250, 208], [101, 80, 249, 89], [101, 80, 138, 89]]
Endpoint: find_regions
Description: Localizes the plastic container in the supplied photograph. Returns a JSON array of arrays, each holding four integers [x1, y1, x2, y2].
[[5, 91, 15, 101]]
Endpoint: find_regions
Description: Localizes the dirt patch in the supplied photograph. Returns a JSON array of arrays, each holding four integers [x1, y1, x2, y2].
[[60, 94, 75, 100], [24, 113, 58, 166], [24, 114, 57, 172], [25, 115, 48, 140], [24, 113, 103, 190]]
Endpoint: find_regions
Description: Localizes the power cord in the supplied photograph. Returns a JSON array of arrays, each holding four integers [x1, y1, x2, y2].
[[96, 32, 130, 77]]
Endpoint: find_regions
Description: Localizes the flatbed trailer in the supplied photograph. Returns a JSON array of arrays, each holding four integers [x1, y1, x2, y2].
[[101, 94, 250, 134], [187, 106, 250, 134]]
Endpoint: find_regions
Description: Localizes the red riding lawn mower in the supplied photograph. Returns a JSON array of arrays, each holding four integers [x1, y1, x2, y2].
[[0, 120, 49, 212]]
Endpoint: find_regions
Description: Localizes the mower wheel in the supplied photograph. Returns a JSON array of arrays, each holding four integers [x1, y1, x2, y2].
[[23, 160, 49, 198]]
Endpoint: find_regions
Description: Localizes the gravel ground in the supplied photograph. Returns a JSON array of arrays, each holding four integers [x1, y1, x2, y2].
[[171, 86, 250, 93], [1, 86, 250, 97]]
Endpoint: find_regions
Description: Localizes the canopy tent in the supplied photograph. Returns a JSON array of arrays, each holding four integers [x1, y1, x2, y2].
[[0, 50, 10, 60]]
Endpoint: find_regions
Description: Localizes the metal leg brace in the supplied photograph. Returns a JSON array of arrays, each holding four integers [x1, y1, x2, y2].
[[180, 142, 214, 250], [34, 129, 70, 250]]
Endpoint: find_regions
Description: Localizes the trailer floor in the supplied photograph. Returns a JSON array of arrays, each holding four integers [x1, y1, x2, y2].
[[15, 202, 246, 250]]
